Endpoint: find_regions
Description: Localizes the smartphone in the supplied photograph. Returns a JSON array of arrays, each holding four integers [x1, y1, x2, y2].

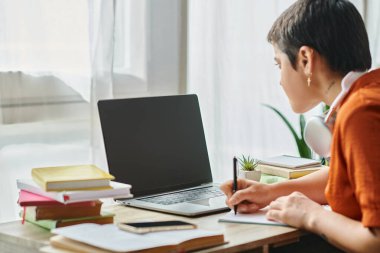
[[117, 220, 197, 234]]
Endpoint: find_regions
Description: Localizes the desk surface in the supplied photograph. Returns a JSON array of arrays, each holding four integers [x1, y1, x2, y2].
[[0, 203, 304, 253]]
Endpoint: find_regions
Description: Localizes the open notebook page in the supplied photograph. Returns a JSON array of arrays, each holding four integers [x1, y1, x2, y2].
[[219, 208, 286, 226], [219, 205, 331, 226], [52, 223, 223, 252]]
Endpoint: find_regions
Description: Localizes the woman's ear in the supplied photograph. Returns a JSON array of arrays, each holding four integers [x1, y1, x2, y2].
[[298, 46, 314, 75]]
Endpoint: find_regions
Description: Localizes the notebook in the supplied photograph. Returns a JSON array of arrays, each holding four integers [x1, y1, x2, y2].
[[98, 94, 229, 216], [17, 179, 132, 204], [219, 208, 287, 226], [219, 205, 331, 225], [49, 223, 225, 253], [18, 190, 97, 207], [31, 164, 114, 191], [258, 155, 321, 169]]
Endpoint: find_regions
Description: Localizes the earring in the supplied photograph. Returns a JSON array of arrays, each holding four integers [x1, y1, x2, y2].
[[307, 73, 312, 87]]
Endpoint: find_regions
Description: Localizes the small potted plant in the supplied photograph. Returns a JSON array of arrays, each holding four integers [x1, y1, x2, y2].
[[238, 155, 261, 181]]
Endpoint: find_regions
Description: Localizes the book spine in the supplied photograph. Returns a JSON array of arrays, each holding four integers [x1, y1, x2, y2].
[[258, 166, 290, 179], [22, 209, 58, 230], [287, 171, 313, 179], [22, 209, 114, 230], [56, 216, 114, 228], [34, 203, 102, 220], [258, 165, 319, 179]]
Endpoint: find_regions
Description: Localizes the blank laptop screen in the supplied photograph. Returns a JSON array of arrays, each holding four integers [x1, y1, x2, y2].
[[98, 95, 213, 197]]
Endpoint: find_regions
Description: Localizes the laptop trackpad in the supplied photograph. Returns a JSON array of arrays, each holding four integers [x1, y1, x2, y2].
[[190, 199, 211, 206], [190, 196, 226, 207]]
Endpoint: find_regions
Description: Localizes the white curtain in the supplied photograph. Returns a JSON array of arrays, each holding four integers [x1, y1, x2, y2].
[[187, 0, 299, 182], [365, 0, 380, 67], [88, 0, 115, 170], [0, 0, 92, 101], [0, 0, 93, 222], [0, 0, 184, 222]]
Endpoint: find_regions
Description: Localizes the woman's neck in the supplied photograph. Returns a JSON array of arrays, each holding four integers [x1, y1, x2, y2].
[[322, 79, 342, 106]]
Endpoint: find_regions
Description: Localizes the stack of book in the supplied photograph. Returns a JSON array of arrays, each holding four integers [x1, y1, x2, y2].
[[17, 164, 132, 230], [257, 155, 323, 179]]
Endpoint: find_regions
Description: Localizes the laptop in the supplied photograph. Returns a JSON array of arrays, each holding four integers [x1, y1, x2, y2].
[[98, 94, 229, 216]]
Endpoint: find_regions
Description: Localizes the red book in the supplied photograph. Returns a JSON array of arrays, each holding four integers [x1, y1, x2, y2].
[[18, 190, 98, 207]]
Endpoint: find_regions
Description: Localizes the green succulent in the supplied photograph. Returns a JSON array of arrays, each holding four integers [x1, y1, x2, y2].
[[238, 155, 259, 171]]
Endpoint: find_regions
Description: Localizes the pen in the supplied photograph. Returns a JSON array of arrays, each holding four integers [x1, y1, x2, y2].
[[233, 156, 238, 215]]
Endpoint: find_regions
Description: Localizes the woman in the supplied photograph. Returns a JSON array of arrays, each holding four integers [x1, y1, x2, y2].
[[221, 0, 380, 252]]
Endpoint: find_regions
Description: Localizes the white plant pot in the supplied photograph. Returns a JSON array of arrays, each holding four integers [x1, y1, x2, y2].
[[239, 170, 261, 182]]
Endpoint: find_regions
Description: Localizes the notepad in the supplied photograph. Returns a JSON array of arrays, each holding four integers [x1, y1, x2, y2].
[[219, 208, 287, 226], [219, 205, 331, 226]]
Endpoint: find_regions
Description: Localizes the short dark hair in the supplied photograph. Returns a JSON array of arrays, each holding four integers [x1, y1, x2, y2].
[[267, 0, 371, 75]]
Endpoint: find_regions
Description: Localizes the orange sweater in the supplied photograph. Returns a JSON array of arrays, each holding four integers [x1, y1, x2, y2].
[[325, 68, 380, 227]]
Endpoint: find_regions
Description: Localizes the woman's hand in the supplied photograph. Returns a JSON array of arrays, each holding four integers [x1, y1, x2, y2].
[[266, 191, 324, 229], [220, 179, 275, 213]]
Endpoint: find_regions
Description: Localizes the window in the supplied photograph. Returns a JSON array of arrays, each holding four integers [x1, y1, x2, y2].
[[0, 0, 91, 124]]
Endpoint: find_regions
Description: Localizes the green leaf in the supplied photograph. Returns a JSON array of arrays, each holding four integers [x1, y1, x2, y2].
[[298, 141, 312, 158], [300, 114, 306, 140], [262, 104, 313, 159], [238, 154, 258, 171], [323, 103, 330, 113], [262, 104, 301, 142], [299, 115, 312, 158]]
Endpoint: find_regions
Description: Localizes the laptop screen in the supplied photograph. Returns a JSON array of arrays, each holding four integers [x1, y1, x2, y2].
[[98, 95, 213, 197]]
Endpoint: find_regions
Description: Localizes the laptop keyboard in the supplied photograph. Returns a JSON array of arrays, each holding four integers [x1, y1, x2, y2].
[[139, 186, 224, 205]]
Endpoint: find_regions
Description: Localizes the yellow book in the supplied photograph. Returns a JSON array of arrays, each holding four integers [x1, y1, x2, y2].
[[32, 165, 115, 191], [257, 164, 325, 179]]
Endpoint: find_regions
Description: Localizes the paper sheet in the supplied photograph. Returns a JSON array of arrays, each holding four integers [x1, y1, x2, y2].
[[219, 208, 287, 226], [219, 205, 331, 226], [52, 223, 223, 252]]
